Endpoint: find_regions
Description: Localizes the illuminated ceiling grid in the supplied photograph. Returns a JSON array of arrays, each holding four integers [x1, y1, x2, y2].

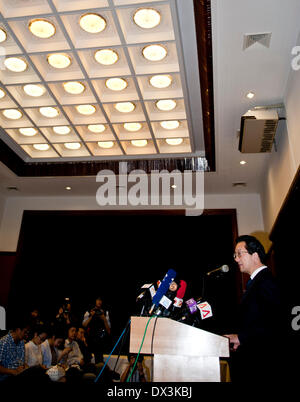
[[0, 0, 194, 161]]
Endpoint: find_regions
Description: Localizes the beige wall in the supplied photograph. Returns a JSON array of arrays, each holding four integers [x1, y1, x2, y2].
[[261, 32, 300, 234], [0, 193, 264, 252]]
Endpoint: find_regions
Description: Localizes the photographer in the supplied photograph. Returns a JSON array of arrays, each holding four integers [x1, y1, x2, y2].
[[82, 297, 111, 364], [55, 298, 77, 332]]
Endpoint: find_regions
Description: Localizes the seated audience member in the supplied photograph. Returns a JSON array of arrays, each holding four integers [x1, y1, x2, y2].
[[121, 354, 146, 383], [41, 328, 67, 369], [76, 327, 92, 365], [63, 325, 84, 368], [0, 317, 30, 382], [25, 325, 47, 368]]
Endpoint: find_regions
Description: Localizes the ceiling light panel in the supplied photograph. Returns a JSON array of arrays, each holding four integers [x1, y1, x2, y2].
[[0, 0, 195, 161], [0, 25, 21, 55], [52, 0, 108, 13], [61, 11, 121, 49], [117, 4, 174, 44], [6, 84, 55, 107], [0, 0, 52, 18], [8, 17, 70, 53]]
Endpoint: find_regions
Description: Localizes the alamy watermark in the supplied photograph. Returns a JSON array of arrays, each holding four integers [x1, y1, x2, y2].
[[291, 306, 300, 331], [0, 306, 5, 330], [291, 46, 300, 71], [95, 162, 204, 213]]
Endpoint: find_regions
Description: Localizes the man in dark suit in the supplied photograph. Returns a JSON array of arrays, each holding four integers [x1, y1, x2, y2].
[[224, 235, 285, 382]]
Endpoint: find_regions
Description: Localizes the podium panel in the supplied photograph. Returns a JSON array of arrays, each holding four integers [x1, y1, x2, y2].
[[154, 355, 220, 382]]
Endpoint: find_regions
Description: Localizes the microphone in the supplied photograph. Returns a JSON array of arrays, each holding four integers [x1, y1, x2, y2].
[[149, 269, 177, 315], [206, 264, 229, 276]]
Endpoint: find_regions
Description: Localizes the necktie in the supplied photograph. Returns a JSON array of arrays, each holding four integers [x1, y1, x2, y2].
[[246, 278, 252, 290]]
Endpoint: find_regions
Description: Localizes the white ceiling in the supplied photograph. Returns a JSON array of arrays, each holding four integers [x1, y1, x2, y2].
[[0, 0, 300, 197]]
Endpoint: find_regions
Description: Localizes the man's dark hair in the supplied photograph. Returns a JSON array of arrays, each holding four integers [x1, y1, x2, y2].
[[236, 235, 266, 264]]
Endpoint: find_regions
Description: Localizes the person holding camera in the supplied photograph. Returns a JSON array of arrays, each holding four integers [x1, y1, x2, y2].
[[82, 297, 111, 364]]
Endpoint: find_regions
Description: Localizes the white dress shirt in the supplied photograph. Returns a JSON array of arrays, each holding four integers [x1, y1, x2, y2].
[[250, 265, 267, 280]]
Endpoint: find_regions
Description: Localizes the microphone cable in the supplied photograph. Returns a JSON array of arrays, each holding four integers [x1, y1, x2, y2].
[[126, 315, 155, 382], [150, 316, 159, 381], [94, 319, 131, 383]]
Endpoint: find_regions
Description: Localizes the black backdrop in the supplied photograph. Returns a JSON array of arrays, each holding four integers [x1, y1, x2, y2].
[[8, 210, 240, 351]]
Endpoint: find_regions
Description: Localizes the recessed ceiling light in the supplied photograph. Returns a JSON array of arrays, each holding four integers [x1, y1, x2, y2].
[[166, 138, 183, 146], [63, 81, 85, 95], [133, 8, 161, 29], [28, 19, 56, 39], [105, 78, 128, 91], [33, 144, 50, 151], [142, 44, 167, 61], [94, 49, 119, 65], [47, 53, 71, 69], [53, 126, 70, 135], [0, 28, 7, 43], [79, 13, 106, 34], [98, 141, 114, 149], [0, 88, 6, 99], [23, 84, 46, 97], [156, 99, 177, 111], [246, 92, 255, 99], [150, 74, 172, 89], [131, 139, 148, 147], [171, 184, 177, 189], [19, 127, 38, 136], [114, 102, 135, 113], [4, 57, 27, 72], [3, 109, 22, 119], [64, 142, 81, 150], [88, 124, 106, 133], [124, 122, 142, 132], [160, 120, 180, 130], [240, 160, 247, 165], [65, 186, 71, 190], [39, 107, 59, 118], [76, 104, 96, 115]]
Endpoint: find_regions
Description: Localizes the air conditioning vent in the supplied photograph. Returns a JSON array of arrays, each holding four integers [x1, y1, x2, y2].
[[243, 32, 271, 50], [239, 109, 278, 153]]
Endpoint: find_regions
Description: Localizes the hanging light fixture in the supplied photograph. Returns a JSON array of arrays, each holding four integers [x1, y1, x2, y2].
[[47, 53, 71, 69], [28, 19, 56, 39], [39, 107, 59, 118], [4, 57, 27, 72], [114, 102, 135, 113], [64, 142, 81, 150], [131, 139, 148, 147], [0, 27, 7, 43], [105, 78, 128, 91], [33, 144, 49, 151], [23, 84, 46, 97], [98, 141, 114, 149], [150, 74, 172, 89], [124, 122, 142, 132], [160, 120, 180, 130], [76, 104, 96, 115], [88, 124, 106, 133], [19, 128, 37, 136], [3, 109, 22, 119], [79, 13, 106, 34], [142, 44, 167, 61], [53, 126, 70, 135], [63, 81, 85, 95], [166, 138, 183, 146], [156, 99, 177, 111], [133, 8, 161, 29], [94, 49, 119, 65]]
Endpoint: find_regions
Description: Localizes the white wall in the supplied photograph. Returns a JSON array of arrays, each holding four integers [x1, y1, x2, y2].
[[0, 192, 264, 252], [261, 31, 300, 233]]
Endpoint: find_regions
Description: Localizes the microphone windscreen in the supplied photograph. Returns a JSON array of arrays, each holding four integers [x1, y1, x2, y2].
[[152, 269, 177, 307], [176, 280, 187, 299], [221, 265, 229, 273]]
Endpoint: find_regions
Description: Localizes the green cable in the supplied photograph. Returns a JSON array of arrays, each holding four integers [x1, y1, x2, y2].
[[126, 315, 155, 382]]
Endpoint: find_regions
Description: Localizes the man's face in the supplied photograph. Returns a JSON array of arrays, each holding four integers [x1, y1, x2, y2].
[[234, 241, 254, 275], [77, 328, 85, 341], [16, 327, 29, 341], [54, 338, 64, 348], [34, 332, 47, 345], [95, 299, 102, 308], [68, 327, 77, 341]]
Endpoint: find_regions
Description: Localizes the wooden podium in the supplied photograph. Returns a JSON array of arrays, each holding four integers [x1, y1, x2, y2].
[[130, 316, 229, 382]]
